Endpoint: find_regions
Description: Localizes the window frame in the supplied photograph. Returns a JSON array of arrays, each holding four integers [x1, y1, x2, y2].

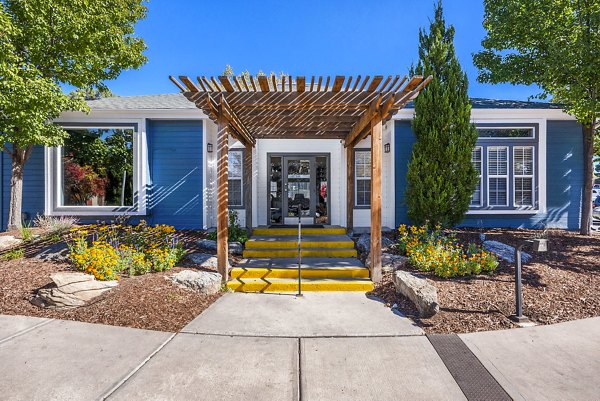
[[47, 122, 145, 216], [476, 126, 535, 140], [487, 146, 510, 207], [354, 148, 371, 208], [228, 148, 244, 209], [470, 146, 483, 207], [513, 146, 535, 207]]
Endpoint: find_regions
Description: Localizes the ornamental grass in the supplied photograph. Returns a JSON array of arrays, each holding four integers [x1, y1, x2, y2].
[[396, 224, 499, 278], [67, 221, 186, 281]]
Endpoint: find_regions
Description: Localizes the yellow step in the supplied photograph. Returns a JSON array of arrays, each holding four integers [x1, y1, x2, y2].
[[243, 248, 357, 258], [226, 278, 374, 292], [230, 267, 370, 279], [245, 239, 354, 249], [252, 226, 347, 236]]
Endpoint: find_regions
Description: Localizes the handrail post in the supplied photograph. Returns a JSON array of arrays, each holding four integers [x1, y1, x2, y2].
[[297, 204, 302, 296]]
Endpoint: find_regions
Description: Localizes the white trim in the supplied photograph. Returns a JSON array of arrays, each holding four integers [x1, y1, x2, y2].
[[512, 146, 535, 207], [393, 107, 578, 121], [465, 209, 540, 215], [46, 121, 147, 216], [476, 126, 535, 140], [354, 149, 371, 207], [470, 146, 483, 207]]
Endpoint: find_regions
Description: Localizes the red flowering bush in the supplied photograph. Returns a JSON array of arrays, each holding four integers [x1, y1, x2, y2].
[[63, 159, 107, 205]]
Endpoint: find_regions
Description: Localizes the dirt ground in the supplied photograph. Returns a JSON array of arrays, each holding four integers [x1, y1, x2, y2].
[[0, 230, 221, 332], [370, 228, 600, 333]]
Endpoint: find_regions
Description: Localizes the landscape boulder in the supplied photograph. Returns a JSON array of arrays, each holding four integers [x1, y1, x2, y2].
[[483, 240, 532, 264], [168, 270, 222, 295], [196, 239, 243, 255], [365, 252, 409, 272], [228, 241, 243, 256], [33, 242, 70, 263], [356, 233, 394, 254], [187, 253, 231, 269], [392, 270, 439, 318], [197, 239, 218, 252], [31, 272, 118, 310], [0, 235, 22, 251]]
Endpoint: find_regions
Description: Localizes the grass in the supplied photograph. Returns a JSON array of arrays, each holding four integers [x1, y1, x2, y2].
[[1, 248, 24, 261]]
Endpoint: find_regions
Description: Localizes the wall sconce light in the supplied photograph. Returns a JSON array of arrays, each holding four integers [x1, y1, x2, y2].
[[207, 143, 213, 153], [384, 143, 390, 153]]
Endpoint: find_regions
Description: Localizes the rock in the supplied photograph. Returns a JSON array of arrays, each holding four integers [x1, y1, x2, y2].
[[0, 235, 22, 251], [392, 270, 439, 318], [33, 242, 70, 263], [196, 239, 243, 255], [356, 234, 394, 254], [365, 252, 409, 272], [197, 239, 218, 252], [31, 272, 118, 310], [228, 241, 243, 256], [187, 253, 231, 269], [168, 270, 222, 295], [483, 240, 532, 264]]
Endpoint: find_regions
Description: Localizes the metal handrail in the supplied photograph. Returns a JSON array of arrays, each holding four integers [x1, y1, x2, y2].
[[297, 204, 302, 296]]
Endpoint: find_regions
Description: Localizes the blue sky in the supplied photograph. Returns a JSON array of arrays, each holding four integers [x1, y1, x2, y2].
[[108, 0, 539, 101]]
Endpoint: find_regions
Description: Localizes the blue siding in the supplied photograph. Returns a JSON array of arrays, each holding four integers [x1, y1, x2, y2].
[[394, 120, 416, 227], [2, 146, 45, 230], [147, 120, 203, 229], [394, 119, 584, 230]]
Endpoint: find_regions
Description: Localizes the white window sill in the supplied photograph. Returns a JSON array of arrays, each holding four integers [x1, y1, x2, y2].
[[466, 209, 540, 215]]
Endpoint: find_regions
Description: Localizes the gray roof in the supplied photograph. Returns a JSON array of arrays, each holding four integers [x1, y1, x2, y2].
[[406, 97, 562, 109], [87, 93, 562, 111], [87, 93, 196, 110]]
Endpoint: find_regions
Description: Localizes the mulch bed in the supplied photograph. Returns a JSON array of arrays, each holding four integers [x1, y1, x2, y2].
[[370, 228, 600, 333], [0, 230, 221, 333]]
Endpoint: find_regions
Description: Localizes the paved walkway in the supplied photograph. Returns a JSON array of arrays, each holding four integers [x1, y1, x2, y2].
[[1, 293, 599, 401]]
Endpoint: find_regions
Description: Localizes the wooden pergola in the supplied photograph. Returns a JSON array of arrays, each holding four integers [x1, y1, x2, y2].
[[169, 73, 431, 283]]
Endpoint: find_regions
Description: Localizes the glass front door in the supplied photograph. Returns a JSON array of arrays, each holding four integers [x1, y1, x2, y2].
[[269, 155, 329, 225]]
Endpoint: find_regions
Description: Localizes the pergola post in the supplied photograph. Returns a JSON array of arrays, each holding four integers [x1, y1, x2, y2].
[[244, 143, 253, 232], [216, 106, 230, 282], [346, 144, 354, 233], [370, 118, 383, 283]]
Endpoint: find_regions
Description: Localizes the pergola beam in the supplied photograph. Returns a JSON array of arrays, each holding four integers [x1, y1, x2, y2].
[[216, 102, 229, 282]]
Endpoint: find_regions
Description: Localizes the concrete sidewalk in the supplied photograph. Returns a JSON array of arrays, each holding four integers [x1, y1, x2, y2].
[[1, 294, 599, 401]]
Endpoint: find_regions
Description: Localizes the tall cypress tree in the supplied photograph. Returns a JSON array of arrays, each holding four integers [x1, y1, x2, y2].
[[405, 1, 479, 227]]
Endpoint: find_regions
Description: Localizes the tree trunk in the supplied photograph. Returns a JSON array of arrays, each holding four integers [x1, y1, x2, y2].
[[579, 124, 595, 235], [7, 145, 33, 231]]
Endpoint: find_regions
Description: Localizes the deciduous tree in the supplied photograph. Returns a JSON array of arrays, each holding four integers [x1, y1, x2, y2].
[[0, 0, 147, 230], [474, 0, 599, 235]]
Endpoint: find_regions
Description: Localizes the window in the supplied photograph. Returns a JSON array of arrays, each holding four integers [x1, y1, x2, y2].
[[487, 147, 508, 206], [514, 146, 534, 206], [471, 147, 483, 206], [228, 150, 243, 207], [355, 150, 371, 207], [477, 128, 534, 138], [60, 127, 134, 207]]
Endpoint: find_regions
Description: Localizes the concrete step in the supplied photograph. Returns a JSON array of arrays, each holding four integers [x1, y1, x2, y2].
[[230, 267, 369, 279], [245, 235, 354, 249], [243, 248, 357, 258], [226, 277, 374, 292], [232, 257, 368, 279], [252, 226, 347, 236]]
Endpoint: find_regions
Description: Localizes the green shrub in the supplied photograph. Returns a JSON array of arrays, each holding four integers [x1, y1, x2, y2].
[[67, 221, 185, 280], [1, 248, 24, 261], [19, 222, 33, 242], [397, 224, 499, 278], [208, 210, 249, 244]]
